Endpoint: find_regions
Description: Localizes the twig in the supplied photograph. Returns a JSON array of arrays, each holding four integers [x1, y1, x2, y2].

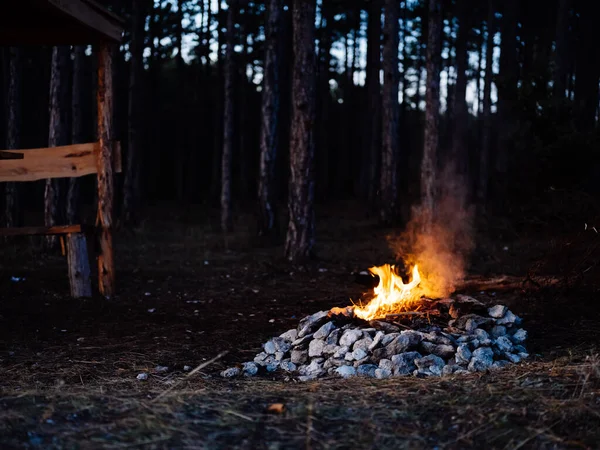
[[152, 351, 228, 402]]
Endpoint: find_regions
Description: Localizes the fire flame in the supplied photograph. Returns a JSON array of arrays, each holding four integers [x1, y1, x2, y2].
[[353, 264, 422, 321]]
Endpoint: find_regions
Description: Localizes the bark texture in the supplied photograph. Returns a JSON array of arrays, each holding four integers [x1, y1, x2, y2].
[[97, 43, 116, 298], [478, 0, 495, 212], [366, 0, 382, 206], [379, 0, 400, 224], [258, 0, 283, 236], [4, 47, 22, 229], [421, 0, 443, 227], [450, 0, 471, 178], [45, 46, 70, 246], [67, 46, 85, 224], [123, 0, 146, 226], [221, 1, 236, 232], [285, 0, 317, 261]]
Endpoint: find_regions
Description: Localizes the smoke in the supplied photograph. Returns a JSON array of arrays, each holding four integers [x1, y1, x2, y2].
[[389, 164, 475, 299]]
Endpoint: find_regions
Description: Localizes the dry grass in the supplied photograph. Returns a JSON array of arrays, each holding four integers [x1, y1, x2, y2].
[[1, 204, 600, 449]]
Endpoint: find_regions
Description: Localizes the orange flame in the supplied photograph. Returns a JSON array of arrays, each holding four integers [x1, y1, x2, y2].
[[354, 264, 422, 321]]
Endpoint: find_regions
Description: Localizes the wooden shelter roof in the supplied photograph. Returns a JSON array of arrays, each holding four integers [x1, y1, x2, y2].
[[0, 0, 124, 45]]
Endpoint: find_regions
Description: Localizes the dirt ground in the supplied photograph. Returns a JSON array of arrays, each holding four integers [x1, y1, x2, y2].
[[1, 203, 599, 449]]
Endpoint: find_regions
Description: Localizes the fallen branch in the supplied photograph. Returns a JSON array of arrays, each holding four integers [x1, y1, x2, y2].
[[153, 351, 228, 402]]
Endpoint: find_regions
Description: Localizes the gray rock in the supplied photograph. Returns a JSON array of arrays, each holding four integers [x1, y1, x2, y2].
[[386, 331, 422, 356], [242, 362, 259, 376], [352, 348, 368, 361], [375, 368, 392, 379], [505, 352, 521, 363], [391, 352, 422, 376], [279, 360, 297, 372], [279, 329, 298, 342], [469, 339, 481, 350], [344, 351, 355, 361], [494, 336, 514, 353], [254, 352, 271, 365], [308, 339, 326, 357], [455, 314, 494, 331], [314, 321, 337, 339], [369, 320, 400, 333], [274, 351, 286, 361], [300, 359, 326, 377], [442, 364, 461, 376], [297, 311, 329, 338], [421, 331, 455, 346], [362, 328, 377, 336], [474, 328, 490, 341], [298, 375, 317, 382], [221, 367, 240, 378], [322, 344, 339, 356], [490, 325, 507, 338], [456, 335, 476, 344], [381, 332, 400, 346], [468, 347, 494, 372], [354, 356, 370, 367], [455, 344, 472, 365], [136, 373, 148, 381], [510, 328, 528, 344], [518, 352, 529, 359], [488, 305, 508, 318], [369, 331, 385, 351], [290, 349, 308, 365], [265, 360, 279, 372], [291, 333, 314, 349], [491, 360, 511, 370], [336, 365, 357, 378], [357, 364, 378, 377], [263, 340, 277, 354], [420, 341, 455, 359], [514, 344, 527, 353], [353, 336, 373, 352], [414, 355, 446, 376], [333, 346, 350, 358], [496, 310, 518, 325], [340, 329, 363, 347], [379, 358, 393, 371], [326, 328, 342, 345]]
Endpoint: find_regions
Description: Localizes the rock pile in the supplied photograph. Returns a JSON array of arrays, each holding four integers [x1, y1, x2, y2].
[[221, 296, 529, 381]]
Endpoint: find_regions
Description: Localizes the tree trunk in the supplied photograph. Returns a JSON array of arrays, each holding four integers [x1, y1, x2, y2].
[[258, 0, 283, 236], [221, 0, 236, 232], [45, 46, 70, 247], [553, 0, 569, 99], [495, 0, 518, 193], [420, 0, 443, 228], [285, 0, 317, 261], [123, 0, 146, 226], [66, 46, 85, 225], [478, 0, 495, 213], [97, 43, 116, 298], [4, 47, 22, 229], [379, 0, 400, 224], [450, 0, 471, 180], [366, 0, 382, 206], [574, 2, 600, 132], [175, 0, 185, 202]]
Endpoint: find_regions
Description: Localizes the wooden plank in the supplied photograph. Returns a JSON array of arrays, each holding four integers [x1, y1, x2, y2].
[[0, 141, 121, 182], [96, 42, 116, 298], [47, 0, 123, 42], [0, 151, 23, 160], [66, 233, 92, 298], [0, 225, 82, 237]]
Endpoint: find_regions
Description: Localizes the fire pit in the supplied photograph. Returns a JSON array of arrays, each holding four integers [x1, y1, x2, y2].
[[221, 264, 529, 380]]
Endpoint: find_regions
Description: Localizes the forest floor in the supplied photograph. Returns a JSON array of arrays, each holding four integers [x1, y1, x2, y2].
[[1, 202, 600, 449]]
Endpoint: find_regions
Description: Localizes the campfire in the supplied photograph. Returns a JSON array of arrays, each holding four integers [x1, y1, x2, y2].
[[221, 264, 529, 380]]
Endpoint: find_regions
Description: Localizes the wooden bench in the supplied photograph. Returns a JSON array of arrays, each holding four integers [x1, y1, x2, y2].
[[0, 225, 92, 297]]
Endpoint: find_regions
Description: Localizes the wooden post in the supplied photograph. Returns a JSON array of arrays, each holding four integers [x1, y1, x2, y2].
[[66, 233, 92, 298], [96, 42, 115, 298]]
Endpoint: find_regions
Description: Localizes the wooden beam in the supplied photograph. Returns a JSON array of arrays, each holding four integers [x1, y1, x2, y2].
[[96, 42, 115, 298], [0, 224, 82, 237], [47, 0, 123, 42], [0, 141, 121, 182], [66, 232, 92, 298]]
